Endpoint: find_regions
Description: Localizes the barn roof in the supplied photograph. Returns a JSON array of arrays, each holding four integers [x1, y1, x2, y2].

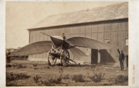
[[29, 2, 128, 30]]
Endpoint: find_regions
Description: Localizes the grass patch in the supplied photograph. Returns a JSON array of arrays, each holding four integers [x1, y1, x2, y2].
[[63, 74, 70, 79], [40, 80, 54, 86], [6, 72, 30, 82], [11, 64, 27, 68], [47, 77, 62, 84], [33, 75, 41, 83], [115, 75, 128, 83], [6, 81, 20, 86], [72, 74, 86, 82], [32, 67, 64, 86], [87, 68, 105, 83], [6, 72, 30, 86], [88, 72, 105, 83]]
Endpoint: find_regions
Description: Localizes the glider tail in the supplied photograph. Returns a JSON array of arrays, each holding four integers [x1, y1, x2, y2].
[[40, 32, 51, 37], [40, 32, 63, 46]]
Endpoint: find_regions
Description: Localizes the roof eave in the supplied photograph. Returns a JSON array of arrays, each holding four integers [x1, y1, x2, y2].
[[28, 17, 128, 31]]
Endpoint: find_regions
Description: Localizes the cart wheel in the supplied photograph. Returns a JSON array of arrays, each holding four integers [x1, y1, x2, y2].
[[48, 52, 56, 66], [60, 50, 70, 66]]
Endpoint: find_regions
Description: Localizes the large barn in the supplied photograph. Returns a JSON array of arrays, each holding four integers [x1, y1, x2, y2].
[[28, 2, 128, 67]]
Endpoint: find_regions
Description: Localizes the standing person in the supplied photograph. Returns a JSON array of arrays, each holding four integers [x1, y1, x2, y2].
[[117, 47, 125, 70], [62, 33, 66, 40], [62, 33, 66, 48]]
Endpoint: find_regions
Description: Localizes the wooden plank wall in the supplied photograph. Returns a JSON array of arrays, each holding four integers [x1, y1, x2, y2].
[[29, 19, 128, 65]]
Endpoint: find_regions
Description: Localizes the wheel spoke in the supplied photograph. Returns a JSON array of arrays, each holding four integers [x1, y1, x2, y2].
[[60, 50, 70, 66], [48, 54, 55, 66]]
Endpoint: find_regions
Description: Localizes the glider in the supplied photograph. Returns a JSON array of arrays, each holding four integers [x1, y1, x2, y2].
[[10, 32, 115, 66]]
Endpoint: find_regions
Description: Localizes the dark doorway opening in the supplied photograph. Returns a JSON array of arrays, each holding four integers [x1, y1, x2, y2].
[[91, 49, 98, 64]]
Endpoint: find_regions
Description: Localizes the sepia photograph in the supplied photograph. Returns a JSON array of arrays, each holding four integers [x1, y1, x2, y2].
[[5, 1, 129, 86]]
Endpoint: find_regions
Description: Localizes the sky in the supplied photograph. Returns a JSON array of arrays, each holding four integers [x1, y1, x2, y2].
[[6, 1, 123, 49]]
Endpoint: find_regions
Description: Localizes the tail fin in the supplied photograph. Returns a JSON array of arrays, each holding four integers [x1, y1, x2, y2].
[[40, 32, 51, 37], [40, 32, 63, 46]]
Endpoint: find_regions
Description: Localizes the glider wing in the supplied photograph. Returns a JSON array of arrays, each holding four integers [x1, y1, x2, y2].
[[10, 41, 52, 56], [69, 47, 87, 59], [66, 37, 116, 49]]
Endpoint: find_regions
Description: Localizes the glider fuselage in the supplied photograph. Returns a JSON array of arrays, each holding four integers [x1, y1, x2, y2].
[[50, 36, 74, 50]]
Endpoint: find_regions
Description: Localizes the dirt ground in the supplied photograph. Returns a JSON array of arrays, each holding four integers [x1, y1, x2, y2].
[[6, 60, 128, 86]]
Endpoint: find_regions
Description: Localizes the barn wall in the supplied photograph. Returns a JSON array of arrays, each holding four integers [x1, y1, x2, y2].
[[28, 19, 128, 66]]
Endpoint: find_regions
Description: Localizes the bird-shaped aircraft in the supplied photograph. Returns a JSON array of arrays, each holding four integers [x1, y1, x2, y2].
[[10, 32, 115, 66]]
